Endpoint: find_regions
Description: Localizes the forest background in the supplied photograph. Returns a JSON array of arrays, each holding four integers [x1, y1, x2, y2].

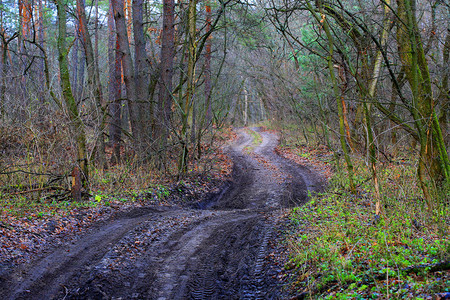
[[0, 0, 449, 298]]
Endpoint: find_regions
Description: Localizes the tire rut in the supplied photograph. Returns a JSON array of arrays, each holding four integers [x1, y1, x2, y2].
[[0, 127, 324, 299], [0, 207, 171, 300], [240, 225, 273, 300], [147, 211, 258, 300]]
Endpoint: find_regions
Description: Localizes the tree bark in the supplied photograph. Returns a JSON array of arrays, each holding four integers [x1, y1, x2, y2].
[[0, 33, 16, 117], [94, 0, 99, 69], [205, 0, 212, 125], [439, 6, 449, 150], [158, 0, 175, 151], [307, 0, 355, 193], [396, 0, 449, 203], [108, 1, 122, 164], [71, 28, 79, 99], [0, 36, 7, 117], [179, 0, 198, 174], [56, 0, 89, 191], [132, 0, 150, 144], [111, 0, 142, 154], [36, 0, 45, 104], [76, 0, 107, 168], [243, 85, 248, 126]]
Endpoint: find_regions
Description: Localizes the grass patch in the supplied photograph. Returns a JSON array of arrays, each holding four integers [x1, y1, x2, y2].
[[280, 139, 449, 299], [286, 190, 449, 298], [243, 128, 263, 153]]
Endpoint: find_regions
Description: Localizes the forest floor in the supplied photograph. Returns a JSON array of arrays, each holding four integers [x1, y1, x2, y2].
[[273, 127, 450, 299], [1, 126, 448, 299], [0, 127, 325, 299]]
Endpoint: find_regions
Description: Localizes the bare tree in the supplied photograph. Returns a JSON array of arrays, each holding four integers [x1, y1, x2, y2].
[[55, 0, 89, 192], [111, 0, 142, 154]]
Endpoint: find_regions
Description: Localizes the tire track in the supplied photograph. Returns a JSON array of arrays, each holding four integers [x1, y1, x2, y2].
[[0, 127, 324, 300]]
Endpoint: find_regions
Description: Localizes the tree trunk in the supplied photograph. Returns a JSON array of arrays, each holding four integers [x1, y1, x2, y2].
[[0, 31, 14, 117], [56, 0, 89, 191], [37, 0, 45, 104], [0, 0, 3, 117], [307, 0, 355, 193], [186, 0, 197, 133], [158, 0, 175, 148], [108, 1, 122, 165], [439, 6, 449, 150], [396, 0, 449, 204], [125, 0, 133, 43], [111, 0, 142, 154], [132, 0, 150, 144], [179, 0, 198, 174], [77, 45, 85, 101], [76, 0, 107, 168], [94, 0, 99, 69], [71, 31, 79, 99], [243, 85, 248, 126], [205, 0, 212, 125], [0, 37, 7, 117]]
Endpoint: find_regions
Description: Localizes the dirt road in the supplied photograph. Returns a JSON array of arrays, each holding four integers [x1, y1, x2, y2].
[[0, 128, 323, 299]]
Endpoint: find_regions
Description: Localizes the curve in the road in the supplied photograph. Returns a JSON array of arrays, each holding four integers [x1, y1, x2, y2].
[[0, 127, 324, 300]]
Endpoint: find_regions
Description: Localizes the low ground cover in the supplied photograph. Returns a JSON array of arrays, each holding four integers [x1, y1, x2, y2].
[[274, 125, 449, 299], [243, 127, 263, 153]]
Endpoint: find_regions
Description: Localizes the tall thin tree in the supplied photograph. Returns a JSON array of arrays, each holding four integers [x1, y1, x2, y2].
[[55, 0, 89, 191], [158, 0, 175, 146], [108, 1, 122, 164], [111, 0, 142, 154]]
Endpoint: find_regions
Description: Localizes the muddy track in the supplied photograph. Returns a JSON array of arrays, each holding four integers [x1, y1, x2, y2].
[[0, 128, 324, 300]]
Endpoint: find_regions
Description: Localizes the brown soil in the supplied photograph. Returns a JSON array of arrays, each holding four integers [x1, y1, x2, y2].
[[0, 127, 324, 300]]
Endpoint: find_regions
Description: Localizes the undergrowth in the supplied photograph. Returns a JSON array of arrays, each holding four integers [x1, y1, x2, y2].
[[274, 124, 450, 299], [0, 126, 234, 221], [286, 189, 449, 299]]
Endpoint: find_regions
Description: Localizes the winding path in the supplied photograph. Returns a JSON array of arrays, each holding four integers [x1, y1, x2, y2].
[[0, 127, 323, 300]]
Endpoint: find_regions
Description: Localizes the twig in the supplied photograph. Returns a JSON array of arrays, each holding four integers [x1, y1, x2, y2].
[[12, 186, 68, 195], [0, 169, 62, 177], [61, 284, 69, 300]]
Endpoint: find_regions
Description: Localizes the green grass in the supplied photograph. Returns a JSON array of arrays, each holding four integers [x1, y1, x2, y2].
[[285, 158, 450, 299], [243, 128, 263, 153], [273, 123, 450, 298]]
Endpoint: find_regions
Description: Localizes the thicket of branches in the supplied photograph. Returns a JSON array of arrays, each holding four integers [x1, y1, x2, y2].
[[0, 0, 448, 206], [0, 0, 267, 199], [235, 0, 449, 210]]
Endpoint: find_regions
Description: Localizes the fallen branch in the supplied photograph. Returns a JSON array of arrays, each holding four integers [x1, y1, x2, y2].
[[401, 261, 450, 274], [12, 186, 68, 195], [1, 178, 66, 194], [0, 169, 62, 177]]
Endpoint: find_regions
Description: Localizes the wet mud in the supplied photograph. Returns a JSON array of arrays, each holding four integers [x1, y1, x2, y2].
[[0, 128, 324, 300]]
